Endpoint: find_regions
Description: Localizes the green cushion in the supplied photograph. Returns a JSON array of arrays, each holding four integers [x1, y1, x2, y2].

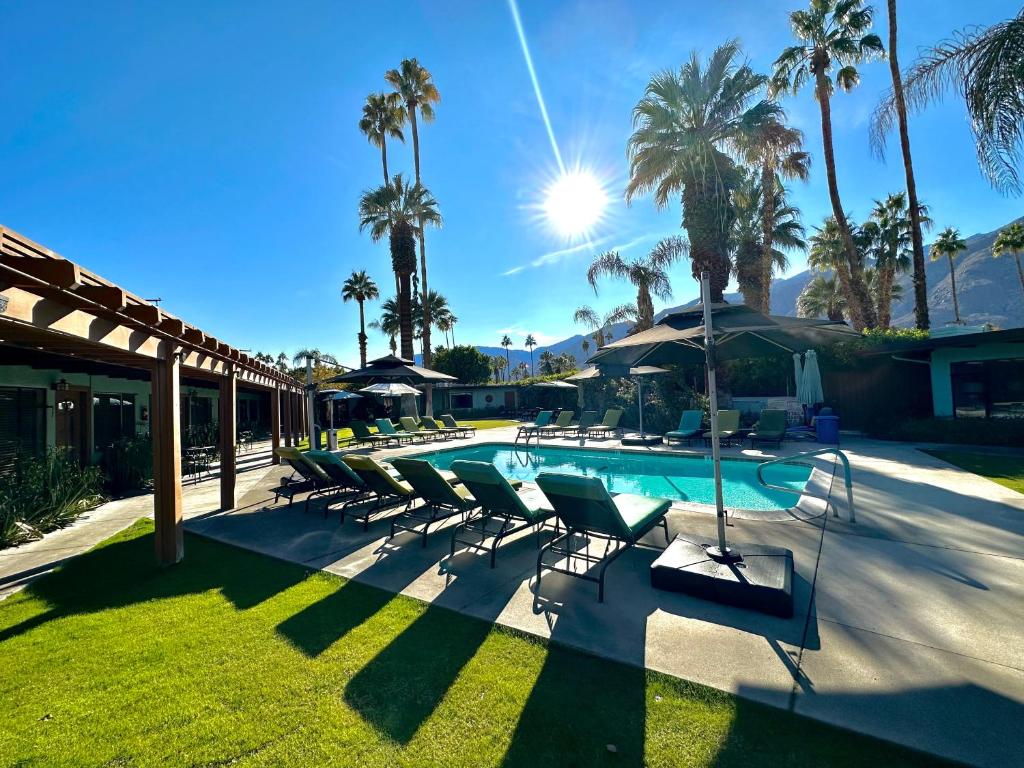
[[390, 457, 474, 510], [535, 472, 669, 541], [450, 460, 549, 522], [751, 409, 787, 438], [343, 454, 414, 496], [612, 493, 671, 535]]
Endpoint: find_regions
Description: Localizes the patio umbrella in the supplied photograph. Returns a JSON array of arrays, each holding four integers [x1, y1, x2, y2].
[[318, 389, 362, 431], [800, 350, 824, 406], [589, 274, 858, 562], [793, 353, 805, 403], [358, 382, 422, 397], [331, 354, 454, 416], [566, 365, 668, 439]]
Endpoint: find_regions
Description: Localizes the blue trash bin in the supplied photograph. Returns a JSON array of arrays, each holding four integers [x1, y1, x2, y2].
[[816, 415, 839, 444]]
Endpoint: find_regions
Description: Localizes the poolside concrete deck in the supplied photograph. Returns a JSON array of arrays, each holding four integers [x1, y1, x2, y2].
[[3, 428, 1022, 766]]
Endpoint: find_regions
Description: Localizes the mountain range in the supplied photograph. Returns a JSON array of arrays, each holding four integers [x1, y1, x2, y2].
[[453, 216, 1023, 370]]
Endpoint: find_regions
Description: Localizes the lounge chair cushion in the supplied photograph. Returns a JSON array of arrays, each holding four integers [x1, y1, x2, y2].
[[587, 408, 623, 432], [343, 454, 414, 496], [306, 450, 364, 486], [441, 415, 475, 432], [535, 472, 669, 541], [665, 410, 703, 439], [450, 460, 546, 522], [275, 447, 331, 483], [389, 457, 475, 510], [612, 493, 672, 536], [518, 411, 552, 432], [749, 409, 787, 441], [539, 411, 574, 432], [703, 410, 741, 437]]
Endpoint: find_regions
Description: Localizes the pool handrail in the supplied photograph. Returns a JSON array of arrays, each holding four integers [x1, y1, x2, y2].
[[756, 448, 855, 523]]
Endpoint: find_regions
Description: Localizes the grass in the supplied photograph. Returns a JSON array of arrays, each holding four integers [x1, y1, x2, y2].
[[925, 449, 1024, 494], [0, 522, 946, 767], [296, 418, 516, 450]]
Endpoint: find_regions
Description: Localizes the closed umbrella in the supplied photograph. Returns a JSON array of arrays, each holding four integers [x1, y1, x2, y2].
[[800, 349, 824, 405], [793, 353, 805, 402]]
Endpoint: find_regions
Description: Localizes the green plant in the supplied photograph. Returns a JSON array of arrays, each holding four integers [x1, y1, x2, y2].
[[101, 435, 153, 496], [0, 449, 105, 549]]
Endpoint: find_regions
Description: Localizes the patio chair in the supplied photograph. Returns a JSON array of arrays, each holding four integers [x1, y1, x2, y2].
[[570, 410, 598, 437], [748, 409, 787, 449], [273, 447, 345, 512], [400, 416, 444, 441], [304, 450, 376, 514], [534, 472, 671, 602], [421, 416, 462, 440], [340, 454, 418, 530], [375, 418, 424, 445], [538, 410, 574, 437], [440, 414, 475, 438], [388, 457, 478, 545], [585, 408, 624, 438], [664, 410, 704, 446], [449, 460, 552, 568], [350, 419, 396, 448], [702, 410, 741, 447], [515, 410, 552, 443]]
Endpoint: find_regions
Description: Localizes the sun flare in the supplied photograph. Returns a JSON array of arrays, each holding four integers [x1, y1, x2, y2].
[[542, 170, 609, 239]]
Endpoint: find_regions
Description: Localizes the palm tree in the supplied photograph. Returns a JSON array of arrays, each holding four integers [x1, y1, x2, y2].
[[807, 215, 858, 314], [797, 274, 847, 321], [867, 0, 931, 330], [448, 314, 458, 347], [863, 264, 905, 310], [865, 192, 930, 327], [738, 117, 811, 312], [358, 174, 439, 360], [500, 334, 512, 373], [993, 222, 1024, 297], [358, 92, 405, 184], [341, 270, 379, 368], [581, 338, 590, 356], [369, 297, 401, 354], [873, 9, 1024, 195], [573, 305, 637, 348], [772, 0, 884, 329], [626, 42, 780, 301], [586, 237, 687, 331], [524, 333, 537, 376], [931, 227, 967, 324], [732, 171, 805, 310]]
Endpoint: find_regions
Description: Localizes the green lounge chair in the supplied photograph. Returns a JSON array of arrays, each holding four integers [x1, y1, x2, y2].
[[388, 457, 478, 545], [538, 409, 574, 437], [375, 418, 424, 445], [748, 409, 787, 449], [702, 410, 741, 447], [422, 416, 461, 440], [340, 454, 418, 530], [449, 460, 552, 568], [440, 414, 475, 437], [585, 408, 624, 438], [515, 411, 552, 442], [350, 419, 395, 448], [273, 447, 346, 511], [400, 416, 443, 441], [571, 410, 598, 437], [304, 450, 404, 518], [534, 472, 671, 602], [664, 410, 704, 446]]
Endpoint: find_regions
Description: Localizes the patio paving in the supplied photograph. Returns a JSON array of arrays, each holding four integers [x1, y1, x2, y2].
[[2, 427, 1022, 766]]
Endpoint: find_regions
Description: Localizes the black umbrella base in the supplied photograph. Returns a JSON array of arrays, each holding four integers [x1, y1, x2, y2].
[[650, 534, 794, 618], [621, 433, 663, 446]]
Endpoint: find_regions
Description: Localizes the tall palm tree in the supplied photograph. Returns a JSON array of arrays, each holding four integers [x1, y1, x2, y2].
[[863, 264, 905, 310], [738, 117, 811, 312], [358, 92, 405, 184], [931, 227, 967, 324], [341, 270, 380, 368], [865, 192, 930, 327], [448, 314, 458, 347], [524, 333, 537, 376], [807, 215, 858, 315], [368, 297, 401, 354], [772, 0, 884, 329], [586, 237, 687, 331], [797, 274, 847, 321], [873, 8, 1024, 195], [358, 174, 439, 360], [993, 222, 1024, 297], [732, 171, 806, 310], [867, 0, 930, 330], [573, 305, 638, 348], [626, 41, 780, 301], [500, 334, 512, 373]]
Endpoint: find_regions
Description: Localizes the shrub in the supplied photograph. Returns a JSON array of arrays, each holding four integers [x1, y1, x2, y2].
[[0, 449, 105, 549], [870, 417, 1024, 446], [101, 435, 153, 496]]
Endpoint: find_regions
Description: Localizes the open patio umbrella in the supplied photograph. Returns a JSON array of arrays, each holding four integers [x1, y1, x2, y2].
[[567, 365, 668, 441], [358, 382, 422, 397], [800, 350, 824, 406], [589, 274, 857, 563], [331, 354, 454, 416]]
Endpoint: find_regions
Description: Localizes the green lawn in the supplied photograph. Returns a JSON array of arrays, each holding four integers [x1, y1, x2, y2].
[[296, 418, 515, 450], [925, 449, 1024, 494], [0, 522, 944, 767]]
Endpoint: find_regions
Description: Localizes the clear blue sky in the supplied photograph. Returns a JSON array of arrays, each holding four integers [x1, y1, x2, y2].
[[2, 0, 1019, 364]]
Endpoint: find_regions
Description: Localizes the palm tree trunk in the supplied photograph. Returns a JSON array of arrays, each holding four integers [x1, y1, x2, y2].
[[878, 265, 894, 328], [381, 140, 389, 185], [814, 68, 876, 330], [451, 320, 455, 347], [948, 254, 961, 323], [398, 272, 415, 359], [636, 286, 655, 331], [530, 349, 534, 376], [759, 159, 776, 313], [358, 300, 368, 368], [887, 0, 930, 331], [418, 229, 433, 416], [410, 105, 421, 184]]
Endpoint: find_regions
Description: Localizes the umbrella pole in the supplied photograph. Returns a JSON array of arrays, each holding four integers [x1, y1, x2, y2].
[[701, 272, 739, 562], [638, 376, 644, 437], [306, 357, 317, 449]]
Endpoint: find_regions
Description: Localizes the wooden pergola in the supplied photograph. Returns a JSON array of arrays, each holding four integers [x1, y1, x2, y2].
[[0, 225, 307, 564]]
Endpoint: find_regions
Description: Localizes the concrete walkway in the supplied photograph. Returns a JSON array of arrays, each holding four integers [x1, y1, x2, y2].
[[2, 429, 1022, 766]]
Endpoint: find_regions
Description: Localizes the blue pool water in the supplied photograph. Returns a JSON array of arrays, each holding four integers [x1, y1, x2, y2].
[[412, 444, 811, 511]]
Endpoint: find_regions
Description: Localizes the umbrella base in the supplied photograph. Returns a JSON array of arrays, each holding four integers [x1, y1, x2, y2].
[[621, 433, 662, 446], [650, 534, 794, 618]]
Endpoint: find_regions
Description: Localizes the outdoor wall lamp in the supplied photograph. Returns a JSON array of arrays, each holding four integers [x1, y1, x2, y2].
[[53, 378, 70, 392]]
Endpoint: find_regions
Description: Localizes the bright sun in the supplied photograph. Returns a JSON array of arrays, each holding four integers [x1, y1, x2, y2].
[[543, 170, 609, 238]]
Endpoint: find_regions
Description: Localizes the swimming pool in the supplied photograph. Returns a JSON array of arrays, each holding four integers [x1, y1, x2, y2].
[[411, 443, 811, 511]]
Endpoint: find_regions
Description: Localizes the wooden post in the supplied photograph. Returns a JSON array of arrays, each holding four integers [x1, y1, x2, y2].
[[271, 385, 281, 464], [292, 392, 300, 445], [283, 388, 293, 447], [219, 365, 237, 510], [152, 342, 183, 564]]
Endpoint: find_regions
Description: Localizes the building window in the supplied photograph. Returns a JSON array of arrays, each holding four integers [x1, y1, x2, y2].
[[951, 359, 1024, 418], [0, 387, 45, 473], [451, 393, 473, 409], [93, 393, 136, 451]]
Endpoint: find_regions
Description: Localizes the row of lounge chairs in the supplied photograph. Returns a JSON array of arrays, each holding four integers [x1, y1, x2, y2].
[[515, 408, 623, 442], [663, 409, 788, 448], [272, 444, 671, 602], [349, 414, 476, 448]]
